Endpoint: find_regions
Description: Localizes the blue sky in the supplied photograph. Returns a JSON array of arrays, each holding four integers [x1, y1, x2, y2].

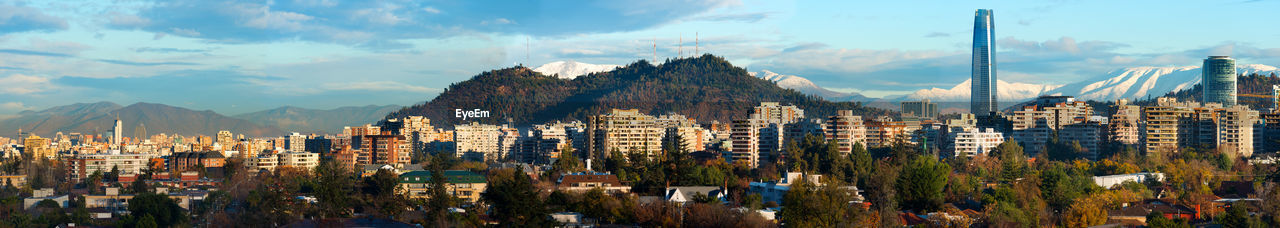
[[1, 0, 1278, 116]]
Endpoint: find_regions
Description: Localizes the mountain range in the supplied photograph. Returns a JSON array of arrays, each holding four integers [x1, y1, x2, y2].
[[233, 105, 402, 134], [751, 70, 871, 102], [0, 102, 402, 138], [0, 102, 284, 138], [386, 55, 895, 128]]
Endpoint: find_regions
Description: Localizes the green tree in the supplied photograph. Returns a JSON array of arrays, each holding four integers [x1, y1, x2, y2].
[[483, 169, 555, 227], [314, 160, 355, 218], [127, 192, 187, 227], [897, 156, 951, 212], [1218, 201, 1263, 228], [779, 177, 862, 227]]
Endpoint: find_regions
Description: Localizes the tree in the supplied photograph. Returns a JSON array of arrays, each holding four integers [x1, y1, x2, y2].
[[1218, 201, 1263, 228], [425, 153, 456, 226], [897, 156, 950, 212], [1147, 211, 1191, 228], [779, 177, 862, 227], [849, 143, 872, 186], [313, 160, 355, 218], [127, 192, 187, 227], [483, 169, 555, 227]]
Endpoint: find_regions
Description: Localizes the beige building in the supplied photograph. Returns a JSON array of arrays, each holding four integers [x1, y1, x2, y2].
[[453, 122, 505, 162], [824, 110, 866, 156], [588, 109, 665, 161], [1142, 98, 1256, 157], [1008, 96, 1094, 154], [1109, 100, 1143, 145], [67, 153, 155, 181]]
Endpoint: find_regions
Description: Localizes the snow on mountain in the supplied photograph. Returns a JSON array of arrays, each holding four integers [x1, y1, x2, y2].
[[532, 60, 620, 79], [1043, 64, 1280, 101], [901, 79, 1062, 102], [751, 70, 870, 101]]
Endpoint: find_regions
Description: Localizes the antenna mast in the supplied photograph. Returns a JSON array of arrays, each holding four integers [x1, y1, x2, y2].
[[652, 37, 657, 63], [695, 32, 699, 56], [678, 34, 683, 58]]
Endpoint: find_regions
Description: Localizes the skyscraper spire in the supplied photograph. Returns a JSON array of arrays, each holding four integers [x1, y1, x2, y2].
[[971, 9, 997, 116]]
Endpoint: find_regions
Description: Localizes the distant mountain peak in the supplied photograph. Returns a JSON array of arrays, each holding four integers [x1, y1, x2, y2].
[[750, 70, 870, 102], [1045, 64, 1280, 101], [532, 60, 621, 79]]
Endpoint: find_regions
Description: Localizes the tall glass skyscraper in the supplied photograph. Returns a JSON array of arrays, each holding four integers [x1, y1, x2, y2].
[[1202, 56, 1237, 106], [971, 9, 997, 116]]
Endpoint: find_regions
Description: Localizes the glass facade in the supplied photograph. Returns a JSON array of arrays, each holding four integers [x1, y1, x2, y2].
[[971, 9, 997, 116], [1202, 56, 1237, 106]]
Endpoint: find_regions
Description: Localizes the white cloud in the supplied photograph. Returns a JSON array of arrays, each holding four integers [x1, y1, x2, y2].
[[0, 74, 51, 94], [423, 7, 442, 14], [0, 102, 29, 111]]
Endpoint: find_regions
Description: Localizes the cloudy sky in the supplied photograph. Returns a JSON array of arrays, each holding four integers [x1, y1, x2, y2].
[[1, 0, 1278, 116]]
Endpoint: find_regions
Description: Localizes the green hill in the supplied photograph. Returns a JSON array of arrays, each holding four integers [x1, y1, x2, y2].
[[386, 54, 896, 128]]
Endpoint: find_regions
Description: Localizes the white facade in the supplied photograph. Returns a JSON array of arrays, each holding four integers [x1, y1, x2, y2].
[[454, 122, 504, 161], [951, 128, 1004, 157], [288, 132, 306, 153], [277, 152, 319, 170]]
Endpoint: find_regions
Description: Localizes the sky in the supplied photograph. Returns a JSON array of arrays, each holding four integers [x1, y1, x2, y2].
[[1, 0, 1279, 116]]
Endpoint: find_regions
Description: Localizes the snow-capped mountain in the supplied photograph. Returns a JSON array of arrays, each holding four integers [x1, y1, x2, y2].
[[532, 60, 621, 79], [751, 70, 870, 101], [899, 79, 1062, 102], [1044, 64, 1280, 101]]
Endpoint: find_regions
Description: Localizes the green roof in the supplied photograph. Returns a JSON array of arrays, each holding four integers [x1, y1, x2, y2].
[[399, 170, 486, 184]]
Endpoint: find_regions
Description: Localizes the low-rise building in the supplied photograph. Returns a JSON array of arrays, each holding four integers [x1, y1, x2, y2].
[[950, 128, 1003, 157], [398, 170, 488, 203], [557, 172, 631, 194]]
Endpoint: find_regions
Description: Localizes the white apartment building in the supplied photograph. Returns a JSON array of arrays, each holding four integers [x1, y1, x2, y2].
[[288, 132, 306, 153], [277, 152, 320, 170], [951, 128, 1004, 157], [68, 153, 155, 181], [454, 122, 504, 162]]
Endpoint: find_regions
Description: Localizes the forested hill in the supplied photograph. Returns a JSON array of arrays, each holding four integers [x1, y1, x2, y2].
[[386, 54, 896, 128], [1145, 73, 1280, 108]]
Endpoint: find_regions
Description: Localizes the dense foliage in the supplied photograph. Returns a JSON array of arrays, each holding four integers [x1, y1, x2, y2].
[[387, 55, 895, 128]]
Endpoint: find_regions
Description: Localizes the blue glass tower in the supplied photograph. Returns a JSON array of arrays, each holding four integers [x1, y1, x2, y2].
[[1202, 56, 1237, 106], [971, 9, 997, 116]]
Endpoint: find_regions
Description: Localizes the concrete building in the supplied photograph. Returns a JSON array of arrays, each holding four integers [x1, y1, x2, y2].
[[453, 122, 504, 162], [1110, 100, 1143, 145], [278, 152, 320, 170], [749, 172, 862, 205], [951, 128, 1004, 157], [1008, 96, 1094, 155], [21, 135, 52, 158], [588, 109, 665, 161], [901, 99, 939, 119], [557, 171, 631, 194], [67, 153, 155, 181], [1142, 98, 1257, 157], [824, 110, 866, 156], [399, 170, 488, 203], [357, 133, 411, 165], [1060, 121, 1105, 160], [865, 116, 908, 147], [288, 132, 306, 153]]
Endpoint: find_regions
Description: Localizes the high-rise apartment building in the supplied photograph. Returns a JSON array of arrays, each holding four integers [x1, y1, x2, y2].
[[1142, 98, 1256, 157], [288, 132, 306, 153], [1202, 56, 1237, 107], [971, 9, 997, 116], [588, 109, 665, 161], [824, 110, 866, 156], [1109, 99, 1142, 145], [1008, 96, 1094, 154], [453, 122, 504, 162], [729, 103, 806, 168]]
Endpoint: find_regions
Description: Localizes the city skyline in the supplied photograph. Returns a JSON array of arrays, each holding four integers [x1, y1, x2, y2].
[[2, 0, 1280, 116]]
